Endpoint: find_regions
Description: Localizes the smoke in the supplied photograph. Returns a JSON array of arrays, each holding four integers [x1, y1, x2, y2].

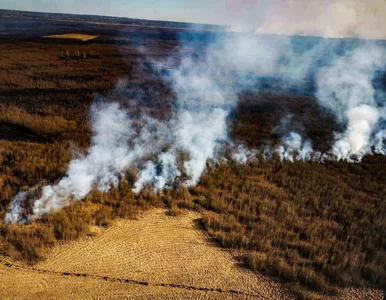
[[169, 57, 237, 184], [6, 103, 139, 223], [316, 44, 386, 160], [5, 191, 31, 225], [130, 53, 238, 193], [260, 41, 385, 163], [223, 0, 386, 40], [276, 132, 315, 162], [5, 42, 240, 224], [263, 0, 386, 40]]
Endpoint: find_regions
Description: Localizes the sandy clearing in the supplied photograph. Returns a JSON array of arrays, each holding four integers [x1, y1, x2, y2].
[[42, 33, 98, 41], [1, 208, 383, 299], [0, 263, 241, 300], [35, 209, 291, 299]]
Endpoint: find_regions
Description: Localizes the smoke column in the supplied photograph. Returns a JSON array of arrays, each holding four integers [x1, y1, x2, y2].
[[316, 44, 386, 160], [132, 55, 238, 192], [276, 132, 314, 162], [5, 45, 239, 223], [6, 103, 140, 223]]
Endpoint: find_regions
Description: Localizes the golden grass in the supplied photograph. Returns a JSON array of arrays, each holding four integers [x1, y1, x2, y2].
[[42, 33, 99, 41], [0, 104, 79, 137]]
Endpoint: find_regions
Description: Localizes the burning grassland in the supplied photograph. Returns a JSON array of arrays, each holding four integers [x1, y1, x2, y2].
[[0, 20, 385, 298], [5, 34, 386, 224]]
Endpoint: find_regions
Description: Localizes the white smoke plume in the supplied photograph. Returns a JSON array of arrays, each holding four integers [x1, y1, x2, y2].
[[316, 44, 386, 160], [276, 132, 315, 162], [259, 41, 386, 163], [5, 191, 31, 225], [6, 103, 157, 223], [130, 53, 238, 192], [231, 144, 257, 164], [5, 44, 240, 223]]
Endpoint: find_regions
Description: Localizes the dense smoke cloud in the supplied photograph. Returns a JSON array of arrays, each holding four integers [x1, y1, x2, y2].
[[5, 44, 239, 223], [224, 0, 386, 40], [255, 0, 386, 39], [316, 44, 386, 160], [7, 103, 139, 223], [276, 132, 314, 162]]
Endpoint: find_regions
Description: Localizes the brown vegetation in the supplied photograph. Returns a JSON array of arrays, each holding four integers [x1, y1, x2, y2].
[[196, 158, 386, 297]]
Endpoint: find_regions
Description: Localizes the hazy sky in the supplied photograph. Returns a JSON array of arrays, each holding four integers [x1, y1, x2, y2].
[[1, 0, 237, 24], [2, 0, 386, 39]]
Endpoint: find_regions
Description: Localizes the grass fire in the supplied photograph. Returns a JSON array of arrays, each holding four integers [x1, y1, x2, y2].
[[0, 3, 385, 300]]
